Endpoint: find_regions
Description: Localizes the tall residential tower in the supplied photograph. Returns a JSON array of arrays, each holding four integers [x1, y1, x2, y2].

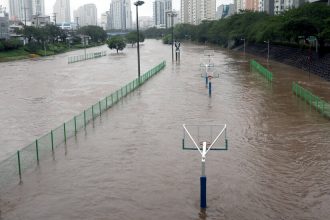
[[74, 4, 97, 27], [53, 0, 71, 24], [109, 0, 132, 30], [181, 0, 215, 25]]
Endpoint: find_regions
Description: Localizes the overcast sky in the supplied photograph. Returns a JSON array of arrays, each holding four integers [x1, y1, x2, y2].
[[0, 0, 233, 21]]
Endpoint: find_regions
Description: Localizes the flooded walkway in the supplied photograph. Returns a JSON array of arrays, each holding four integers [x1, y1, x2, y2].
[[1, 41, 330, 220]]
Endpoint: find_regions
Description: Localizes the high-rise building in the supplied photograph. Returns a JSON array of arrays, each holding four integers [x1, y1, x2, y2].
[[101, 12, 110, 30], [9, 0, 32, 22], [181, 0, 215, 25], [109, 0, 132, 30], [261, 0, 274, 15], [216, 4, 235, 19], [0, 6, 10, 39], [274, 0, 304, 14], [32, 0, 45, 15], [53, 0, 71, 24], [74, 4, 97, 27], [153, 0, 172, 28], [234, 0, 244, 13], [9, 0, 44, 22], [245, 0, 259, 10], [200, 0, 216, 21]]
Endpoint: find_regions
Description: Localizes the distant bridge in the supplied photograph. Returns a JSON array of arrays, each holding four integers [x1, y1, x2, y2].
[[107, 31, 130, 38]]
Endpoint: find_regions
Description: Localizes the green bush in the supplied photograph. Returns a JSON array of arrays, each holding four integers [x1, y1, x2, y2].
[[0, 41, 4, 51], [162, 34, 172, 44], [3, 39, 23, 50], [24, 42, 42, 53]]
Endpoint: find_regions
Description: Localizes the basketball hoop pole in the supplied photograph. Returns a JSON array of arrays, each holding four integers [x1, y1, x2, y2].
[[182, 124, 228, 209]]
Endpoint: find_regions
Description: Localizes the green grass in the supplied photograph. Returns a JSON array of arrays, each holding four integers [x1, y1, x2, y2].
[[0, 42, 106, 62], [0, 48, 31, 62]]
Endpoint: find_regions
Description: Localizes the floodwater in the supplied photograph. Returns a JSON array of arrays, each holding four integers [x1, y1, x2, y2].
[[1, 40, 330, 220], [0, 43, 160, 161]]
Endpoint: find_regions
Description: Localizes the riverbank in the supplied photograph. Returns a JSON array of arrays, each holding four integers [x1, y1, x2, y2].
[[0, 42, 106, 62], [233, 43, 330, 81]]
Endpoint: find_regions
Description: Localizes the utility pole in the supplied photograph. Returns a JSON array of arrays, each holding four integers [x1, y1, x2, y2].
[[76, 17, 80, 29], [53, 13, 57, 25], [22, 6, 29, 26]]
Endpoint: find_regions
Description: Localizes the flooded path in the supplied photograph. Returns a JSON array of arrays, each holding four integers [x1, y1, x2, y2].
[[0, 42, 163, 161], [1, 40, 330, 219]]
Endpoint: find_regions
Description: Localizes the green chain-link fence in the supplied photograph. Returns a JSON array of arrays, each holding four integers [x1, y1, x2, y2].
[[0, 61, 166, 190], [250, 60, 273, 82], [292, 82, 330, 119], [68, 51, 107, 64]]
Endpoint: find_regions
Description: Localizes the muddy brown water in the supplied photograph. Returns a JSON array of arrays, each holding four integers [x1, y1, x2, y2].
[[0, 40, 330, 220]]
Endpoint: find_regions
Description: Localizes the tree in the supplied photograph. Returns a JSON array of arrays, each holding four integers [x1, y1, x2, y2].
[[125, 31, 145, 47], [78, 25, 107, 43], [107, 36, 126, 53]]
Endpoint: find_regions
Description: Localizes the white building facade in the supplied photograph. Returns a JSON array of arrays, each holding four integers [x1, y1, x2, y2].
[[8, 0, 44, 22], [109, 0, 132, 30], [181, 0, 216, 25], [53, 0, 71, 24], [153, 0, 172, 28], [0, 6, 9, 39], [74, 4, 97, 27]]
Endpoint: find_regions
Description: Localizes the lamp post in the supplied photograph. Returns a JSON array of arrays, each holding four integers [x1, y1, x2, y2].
[[168, 11, 177, 62], [134, 1, 144, 82], [264, 40, 270, 62], [241, 38, 245, 56]]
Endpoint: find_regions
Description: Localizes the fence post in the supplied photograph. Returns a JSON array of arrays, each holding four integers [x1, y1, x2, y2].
[[111, 94, 114, 106], [51, 130, 54, 152], [64, 122, 67, 144], [92, 105, 94, 120], [17, 151, 22, 182], [35, 139, 39, 164], [84, 110, 87, 127], [106, 97, 108, 109], [99, 101, 102, 116], [74, 116, 77, 135]]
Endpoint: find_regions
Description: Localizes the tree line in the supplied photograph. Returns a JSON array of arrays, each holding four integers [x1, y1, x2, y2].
[[0, 25, 108, 55], [144, 3, 330, 53]]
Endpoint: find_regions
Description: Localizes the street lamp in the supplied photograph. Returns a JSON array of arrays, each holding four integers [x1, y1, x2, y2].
[[264, 40, 270, 62], [241, 38, 245, 56], [134, 1, 144, 81], [167, 11, 177, 62]]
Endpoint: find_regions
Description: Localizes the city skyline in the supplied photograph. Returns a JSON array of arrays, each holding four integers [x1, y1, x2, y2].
[[0, 0, 185, 21]]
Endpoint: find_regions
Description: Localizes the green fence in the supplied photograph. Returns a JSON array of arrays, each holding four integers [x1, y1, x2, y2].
[[250, 60, 273, 82], [0, 61, 166, 190], [68, 51, 107, 64], [292, 82, 330, 118]]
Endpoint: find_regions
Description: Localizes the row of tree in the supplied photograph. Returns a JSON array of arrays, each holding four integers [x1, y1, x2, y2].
[[144, 3, 330, 53], [0, 24, 108, 54]]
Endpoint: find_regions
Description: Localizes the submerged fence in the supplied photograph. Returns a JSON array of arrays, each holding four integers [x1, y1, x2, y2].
[[0, 61, 166, 190], [68, 51, 107, 64], [250, 60, 273, 82], [292, 82, 330, 119]]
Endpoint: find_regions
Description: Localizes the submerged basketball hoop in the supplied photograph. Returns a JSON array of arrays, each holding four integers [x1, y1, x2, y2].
[[199, 50, 220, 96], [182, 124, 228, 209]]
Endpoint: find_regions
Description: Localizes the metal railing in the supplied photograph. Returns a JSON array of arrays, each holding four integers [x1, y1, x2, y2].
[[0, 61, 166, 190], [292, 82, 330, 118], [250, 60, 273, 82], [68, 51, 107, 64]]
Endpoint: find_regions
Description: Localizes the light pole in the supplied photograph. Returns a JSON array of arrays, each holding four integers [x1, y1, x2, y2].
[[241, 38, 245, 56], [134, 1, 144, 82], [168, 11, 177, 62], [264, 40, 270, 62]]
